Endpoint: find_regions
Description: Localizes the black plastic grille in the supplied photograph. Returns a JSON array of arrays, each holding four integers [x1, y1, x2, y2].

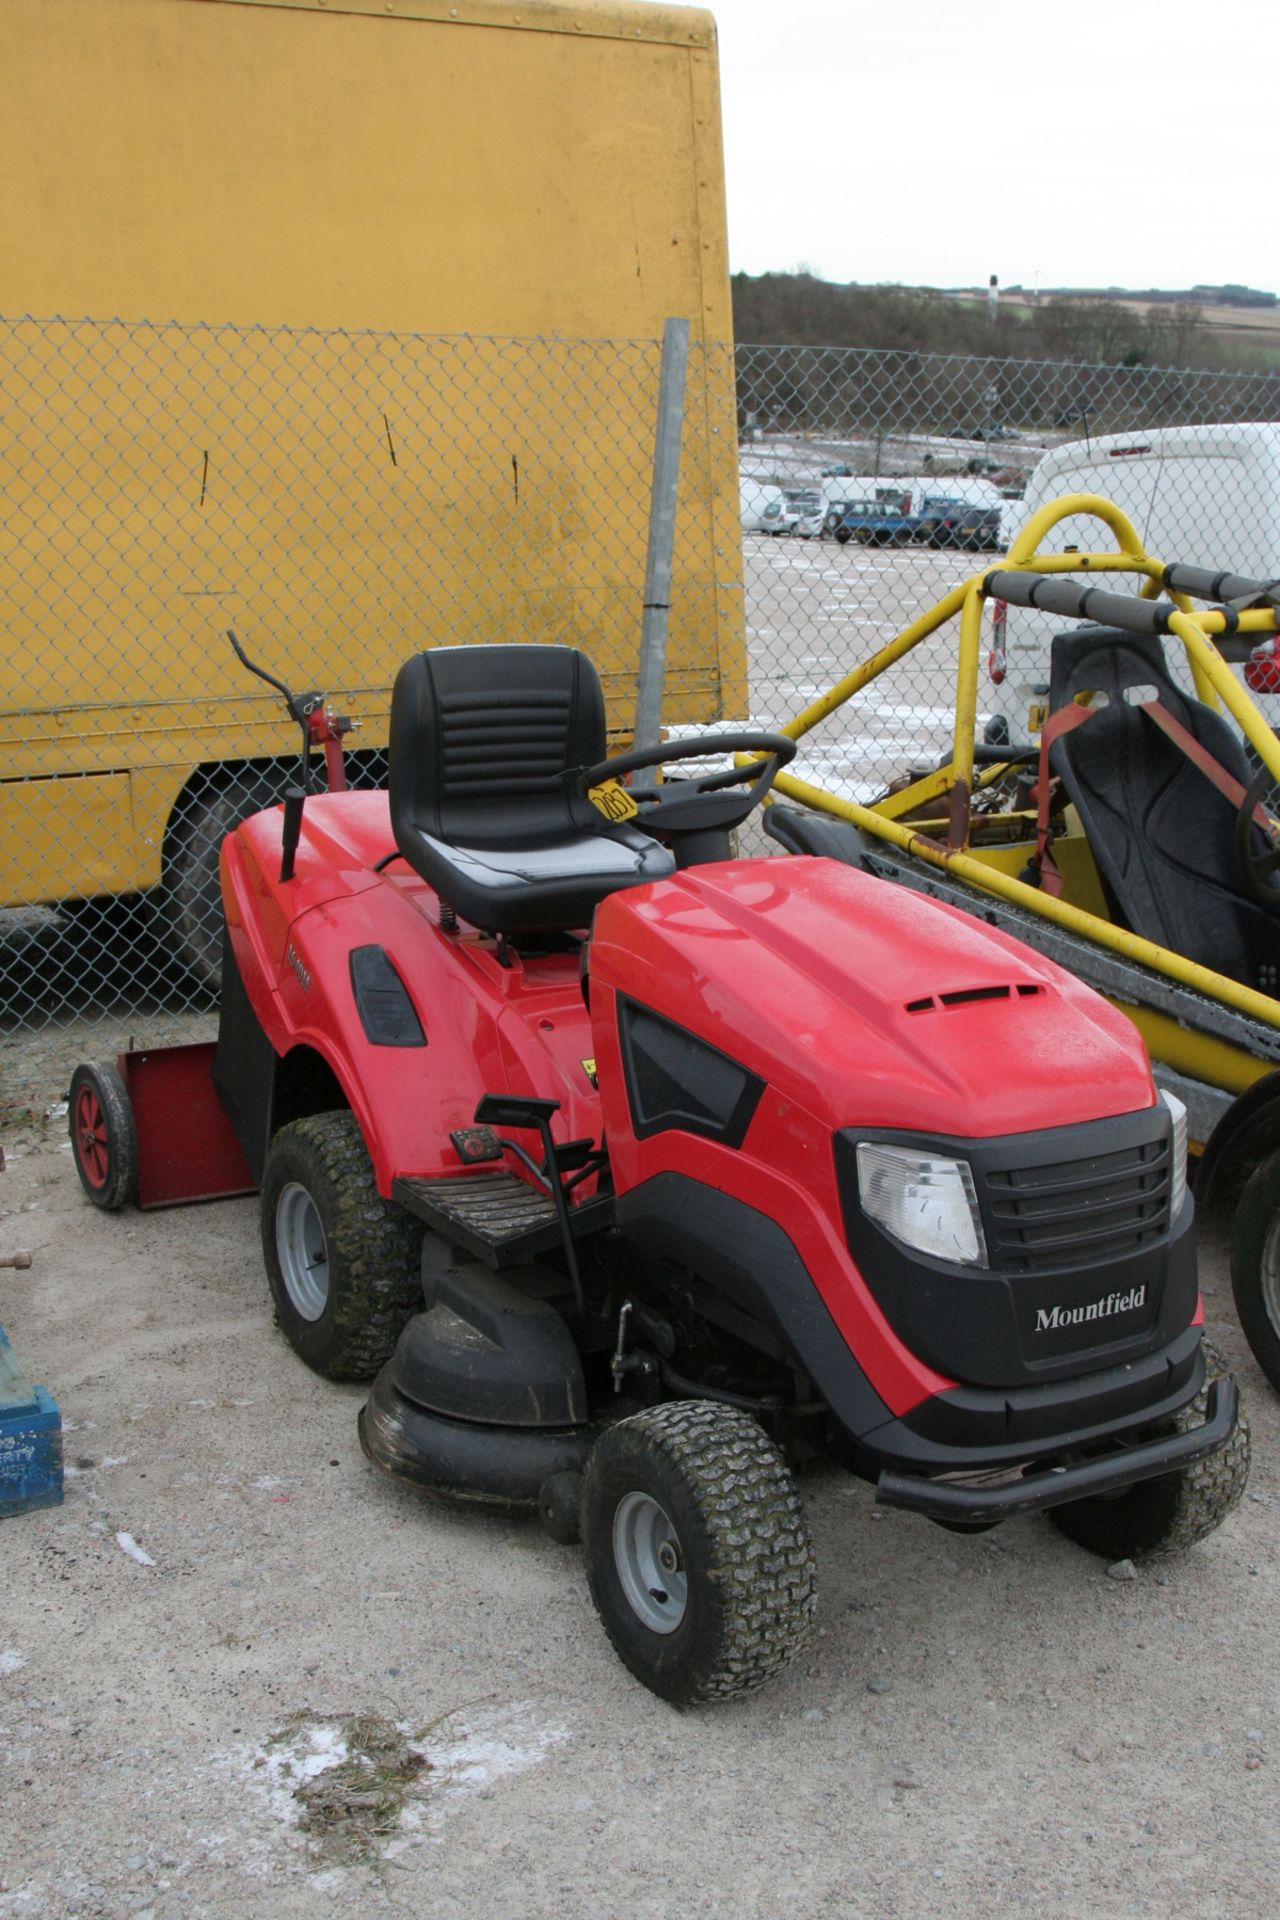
[[982, 1137, 1171, 1274]]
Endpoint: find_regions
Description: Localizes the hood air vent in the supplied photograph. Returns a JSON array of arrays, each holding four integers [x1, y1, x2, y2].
[[904, 984, 1044, 1015]]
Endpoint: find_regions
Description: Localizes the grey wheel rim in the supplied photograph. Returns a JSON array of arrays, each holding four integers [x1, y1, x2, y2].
[[613, 1492, 687, 1634], [276, 1182, 330, 1321], [1259, 1211, 1280, 1336]]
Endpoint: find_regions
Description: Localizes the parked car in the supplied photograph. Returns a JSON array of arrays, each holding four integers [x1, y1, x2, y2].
[[739, 477, 787, 534], [826, 495, 917, 546], [782, 488, 825, 537], [819, 476, 910, 523], [914, 495, 1004, 550]]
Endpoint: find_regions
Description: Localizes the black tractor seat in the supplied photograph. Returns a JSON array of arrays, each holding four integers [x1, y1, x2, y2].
[[388, 643, 674, 933]]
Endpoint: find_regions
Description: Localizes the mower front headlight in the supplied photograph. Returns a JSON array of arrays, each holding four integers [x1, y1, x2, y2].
[[855, 1142, 988, 1268], [1159, 1089, 1188, 1219]]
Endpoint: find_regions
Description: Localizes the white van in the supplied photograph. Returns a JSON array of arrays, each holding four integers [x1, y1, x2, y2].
[[819, 474, 911, 516], [984, 422, 1280, 744], [739, 476, 788, 534]]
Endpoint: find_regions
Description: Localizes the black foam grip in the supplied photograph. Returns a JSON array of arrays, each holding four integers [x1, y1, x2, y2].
[[1162, 563, 1280, 605], [983, 571, 1172, 635]]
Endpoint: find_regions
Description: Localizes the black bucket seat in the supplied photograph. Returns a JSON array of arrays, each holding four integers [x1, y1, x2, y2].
[[1046, 626, 1280, 990]]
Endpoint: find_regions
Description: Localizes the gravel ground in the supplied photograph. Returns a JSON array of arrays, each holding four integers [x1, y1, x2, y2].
[[1, 1105, 1277, 1920], [2, 536, 1278, 1915]]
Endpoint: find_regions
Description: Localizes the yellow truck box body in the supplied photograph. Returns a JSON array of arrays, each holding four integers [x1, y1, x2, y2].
[[0, 0, 744, 907]]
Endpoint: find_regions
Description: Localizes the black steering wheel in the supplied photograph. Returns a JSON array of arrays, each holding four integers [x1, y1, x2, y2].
[[578, 730, 797, 838], [1236, 762, 1280, 907]]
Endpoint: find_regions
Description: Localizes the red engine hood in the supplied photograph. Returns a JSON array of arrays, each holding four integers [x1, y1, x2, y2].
[[590, 857, 1154, 1140]]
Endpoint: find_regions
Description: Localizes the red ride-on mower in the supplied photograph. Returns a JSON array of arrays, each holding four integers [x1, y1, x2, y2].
[[72, 642, 1248, 1705]]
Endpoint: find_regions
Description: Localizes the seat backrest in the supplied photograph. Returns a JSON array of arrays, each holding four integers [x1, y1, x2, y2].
[[389, 643, 605, 849], [1048, 626, 1280, 990]]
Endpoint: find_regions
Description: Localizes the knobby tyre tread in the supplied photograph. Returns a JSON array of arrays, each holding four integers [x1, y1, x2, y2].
[[1047, 1338, 1250, 1559], [261, 1111, 423, 1381], [582, 1400, 816, 1706]]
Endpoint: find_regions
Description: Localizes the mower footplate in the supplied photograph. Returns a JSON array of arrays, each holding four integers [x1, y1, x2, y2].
[[393, 1171, 613, 1270], [875, 1377, 1238, 1525]]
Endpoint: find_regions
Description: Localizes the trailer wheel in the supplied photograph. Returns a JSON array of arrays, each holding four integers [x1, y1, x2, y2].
[[834, 528, 851, 545], [1046, 1340, 1250, 1559], [581, 1401, 815, 1705], [163, 770, 289, 991], [260, 1112, 423, 1381], [68, 1061, 138, 1211], [1229, 1146, 1280, 1392]]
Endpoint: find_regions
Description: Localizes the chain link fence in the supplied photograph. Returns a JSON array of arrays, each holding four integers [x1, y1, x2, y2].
[[735, 344, 1280, 807], [0, 319, 742, 1039], [3, 326, 1279, 1039]]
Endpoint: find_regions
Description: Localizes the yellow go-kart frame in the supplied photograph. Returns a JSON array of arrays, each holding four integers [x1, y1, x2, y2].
[[745, 492, 1280, 1391]]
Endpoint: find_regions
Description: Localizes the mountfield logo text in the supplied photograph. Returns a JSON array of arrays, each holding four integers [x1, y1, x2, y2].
[[1035, 1286, 1146, 1334]]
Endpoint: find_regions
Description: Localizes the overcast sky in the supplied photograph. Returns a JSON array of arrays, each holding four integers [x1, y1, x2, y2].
[[711, 0, 1273, 292]]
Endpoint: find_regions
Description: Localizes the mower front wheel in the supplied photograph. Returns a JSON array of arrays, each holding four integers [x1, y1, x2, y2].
[[260, 1112, 423, 1381], [68, 1060, 138, 1211], [1046, 1340, 1250, 1560], [581, 1401, 816, 1706], [1228, 1146, 1280, 1393]]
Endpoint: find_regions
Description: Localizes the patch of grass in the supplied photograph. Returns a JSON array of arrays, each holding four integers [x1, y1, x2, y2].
[[277, 1712, 432, 1865]]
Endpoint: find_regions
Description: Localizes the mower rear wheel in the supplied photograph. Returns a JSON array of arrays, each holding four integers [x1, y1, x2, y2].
[[260, 1112, 423, 1381], [1228, 1146, 1280, 1392], [581, 1401, 816, 1705], [1046, 1340, 1250, 1560], [68, 1061, 138, 1211]]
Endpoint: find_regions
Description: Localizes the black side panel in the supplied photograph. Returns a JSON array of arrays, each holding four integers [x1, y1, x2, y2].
[[615, 1173, 893, 1440], [349, 945, 426, 1048], [211, 928, 279, 1183], [617, 998, 764, 1147]]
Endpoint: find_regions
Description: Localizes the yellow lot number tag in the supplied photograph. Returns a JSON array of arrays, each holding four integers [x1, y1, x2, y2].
[[587, 778, 639, 824]]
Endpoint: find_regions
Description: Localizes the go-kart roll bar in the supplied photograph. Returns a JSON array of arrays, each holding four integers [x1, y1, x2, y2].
[[983, 566, 1280, 633], [982, 571, 1180, 635], [742, 491, 1280, 1034]]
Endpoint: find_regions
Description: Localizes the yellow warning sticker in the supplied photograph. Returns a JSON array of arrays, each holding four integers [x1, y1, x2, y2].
[[586, 778, 639, 823], [581, 1058, 598, 1086], [1027, 701, 1048, 735]]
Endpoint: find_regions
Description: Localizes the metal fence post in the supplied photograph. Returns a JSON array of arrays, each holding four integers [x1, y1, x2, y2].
[[633, 316, 690, 750]]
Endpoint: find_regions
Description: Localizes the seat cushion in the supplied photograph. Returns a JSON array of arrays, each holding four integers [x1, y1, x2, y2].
[[404, 820, 674, 932]]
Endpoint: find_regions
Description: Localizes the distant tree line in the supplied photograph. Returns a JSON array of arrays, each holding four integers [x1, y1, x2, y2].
[[730, 272, 1275, 373], [1015, 283, 1276, 310]]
